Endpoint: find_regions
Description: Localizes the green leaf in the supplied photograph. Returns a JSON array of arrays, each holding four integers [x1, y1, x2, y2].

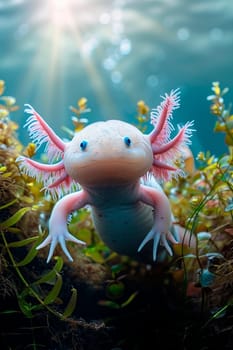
[[62, 288, 78, 318], [35, 257, 64, 285], [98, 300, 120, 309], [0, 207, 31, 229], [18, 288, 42, 318], [35, 269, 57, 286], [84, 246, 105, 263], [70, 227, 92, 245], [121, 291, 138, 308], [0, 310, 20, 315], [99, 291, 139, 310], [0, 199, 17, 210], [0, 96, 16, 106], [53, 256, 64, 272], [212, 304, 229, 320], [111, 264, 124, 275], [16, 236, 43, 267], [7, 227, 22, 234], [183, 254, 197, 259], [8, 236, 39, 247], [44, 273, 63, 305], [16, 246, 38, 267], [106, 282, 124, 299]]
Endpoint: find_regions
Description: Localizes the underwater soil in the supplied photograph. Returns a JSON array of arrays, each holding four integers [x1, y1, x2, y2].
[[1, 249, 233, 350]]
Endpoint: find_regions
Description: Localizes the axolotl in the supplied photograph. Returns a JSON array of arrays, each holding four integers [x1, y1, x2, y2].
[[17, 89, 193, 263]]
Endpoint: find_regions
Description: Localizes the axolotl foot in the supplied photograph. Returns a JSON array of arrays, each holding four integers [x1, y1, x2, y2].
[[36, 231, 86, 263], [138, 228, 179, 261]]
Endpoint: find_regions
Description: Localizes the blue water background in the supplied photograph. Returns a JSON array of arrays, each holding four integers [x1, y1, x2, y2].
[[0, 0, 233, 157]]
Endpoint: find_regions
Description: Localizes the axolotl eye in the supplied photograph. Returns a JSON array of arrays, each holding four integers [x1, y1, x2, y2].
[[80, 140, 88, 151], [123, 136, 131, 147]]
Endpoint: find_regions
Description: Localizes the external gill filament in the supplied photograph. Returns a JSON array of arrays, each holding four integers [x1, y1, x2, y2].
[[152, 159, 176, 171], [47, 173, 70, 189], [152, 126, 187, 154], [149, 89, 180, 144], [149, 104, 170, 143], [24, 104, 65, 153], [19, 157, 65, 172]]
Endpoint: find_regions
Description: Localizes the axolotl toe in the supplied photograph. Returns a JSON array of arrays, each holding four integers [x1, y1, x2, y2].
[[17, 89, 194, 263]]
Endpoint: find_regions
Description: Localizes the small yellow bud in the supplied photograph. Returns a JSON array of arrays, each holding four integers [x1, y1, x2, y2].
[[0, 165, 7, 172], [225, 133, 233, 146], [212, 81, 221, 96], [78, 97, 88, 111], [24, 143, 36, 158], [137, 100, 149, 115], [0, 80, 5, 95], [196, 151, 206, 161], [0, 108, 9, 119]]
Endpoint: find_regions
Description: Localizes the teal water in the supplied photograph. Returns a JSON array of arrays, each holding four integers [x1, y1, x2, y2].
[[0, 0, 233, 156]]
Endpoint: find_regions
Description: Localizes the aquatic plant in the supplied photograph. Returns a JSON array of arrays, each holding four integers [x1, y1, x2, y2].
[[135, 99, 150, 132], [62, 97, 90, 137], [208, 81, 233, 147], [0, 82, 92, 326], [164, 82, 233, 322], [0, 84, 114, 349]]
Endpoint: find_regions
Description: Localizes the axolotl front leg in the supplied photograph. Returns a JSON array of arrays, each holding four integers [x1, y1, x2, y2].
[[138, 184, 178, 261], [37, 191, 89, 262], [37, 185, 177, 263]]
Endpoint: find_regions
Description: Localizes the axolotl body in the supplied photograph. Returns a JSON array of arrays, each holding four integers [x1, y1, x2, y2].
[[17, 90, 193, 263]]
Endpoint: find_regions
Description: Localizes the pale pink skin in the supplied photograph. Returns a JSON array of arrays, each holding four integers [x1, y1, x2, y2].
[[17, 89, 193, 263]]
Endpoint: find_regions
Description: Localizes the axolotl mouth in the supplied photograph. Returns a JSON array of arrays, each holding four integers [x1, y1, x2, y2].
[[64, 144, 153, 186]]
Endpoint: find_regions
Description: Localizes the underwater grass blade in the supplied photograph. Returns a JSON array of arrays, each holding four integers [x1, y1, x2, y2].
[[18, 288, 43, 318], [0, 206, 31, 229], [120, 291, 138, 308], [7, 236, 39, 247], [62, 288, 78, 318], [1, 230, 69, 319], [16, 236, 44, 266], [43, 273, 63, 305], [0, 199, 17, 210], [35, 256, 64, 285]]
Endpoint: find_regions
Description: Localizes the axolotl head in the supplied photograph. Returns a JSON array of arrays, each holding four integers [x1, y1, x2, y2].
[[64, 120, 153, 186], [17, 90, 193, 196]]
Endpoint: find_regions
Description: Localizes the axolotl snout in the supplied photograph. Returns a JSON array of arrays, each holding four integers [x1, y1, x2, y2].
[[17, 89, 193, 263]]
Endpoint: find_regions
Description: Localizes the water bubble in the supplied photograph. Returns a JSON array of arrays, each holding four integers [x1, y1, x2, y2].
[[112, 9, 122, 21], [99, 12, 111, 25], [177, 27, 190, 41], [147, 75, 159, 87], [119, 38, 131, 55], [111, 71, 122, 84], [82, 37, 98, 56], [103, 57, 116, 70], [112, 22, 124, 35]]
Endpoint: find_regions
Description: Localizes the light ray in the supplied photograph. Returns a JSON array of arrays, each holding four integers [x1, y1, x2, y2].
[[18, 0, 122, 131], [47, 0, 120, 121]]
